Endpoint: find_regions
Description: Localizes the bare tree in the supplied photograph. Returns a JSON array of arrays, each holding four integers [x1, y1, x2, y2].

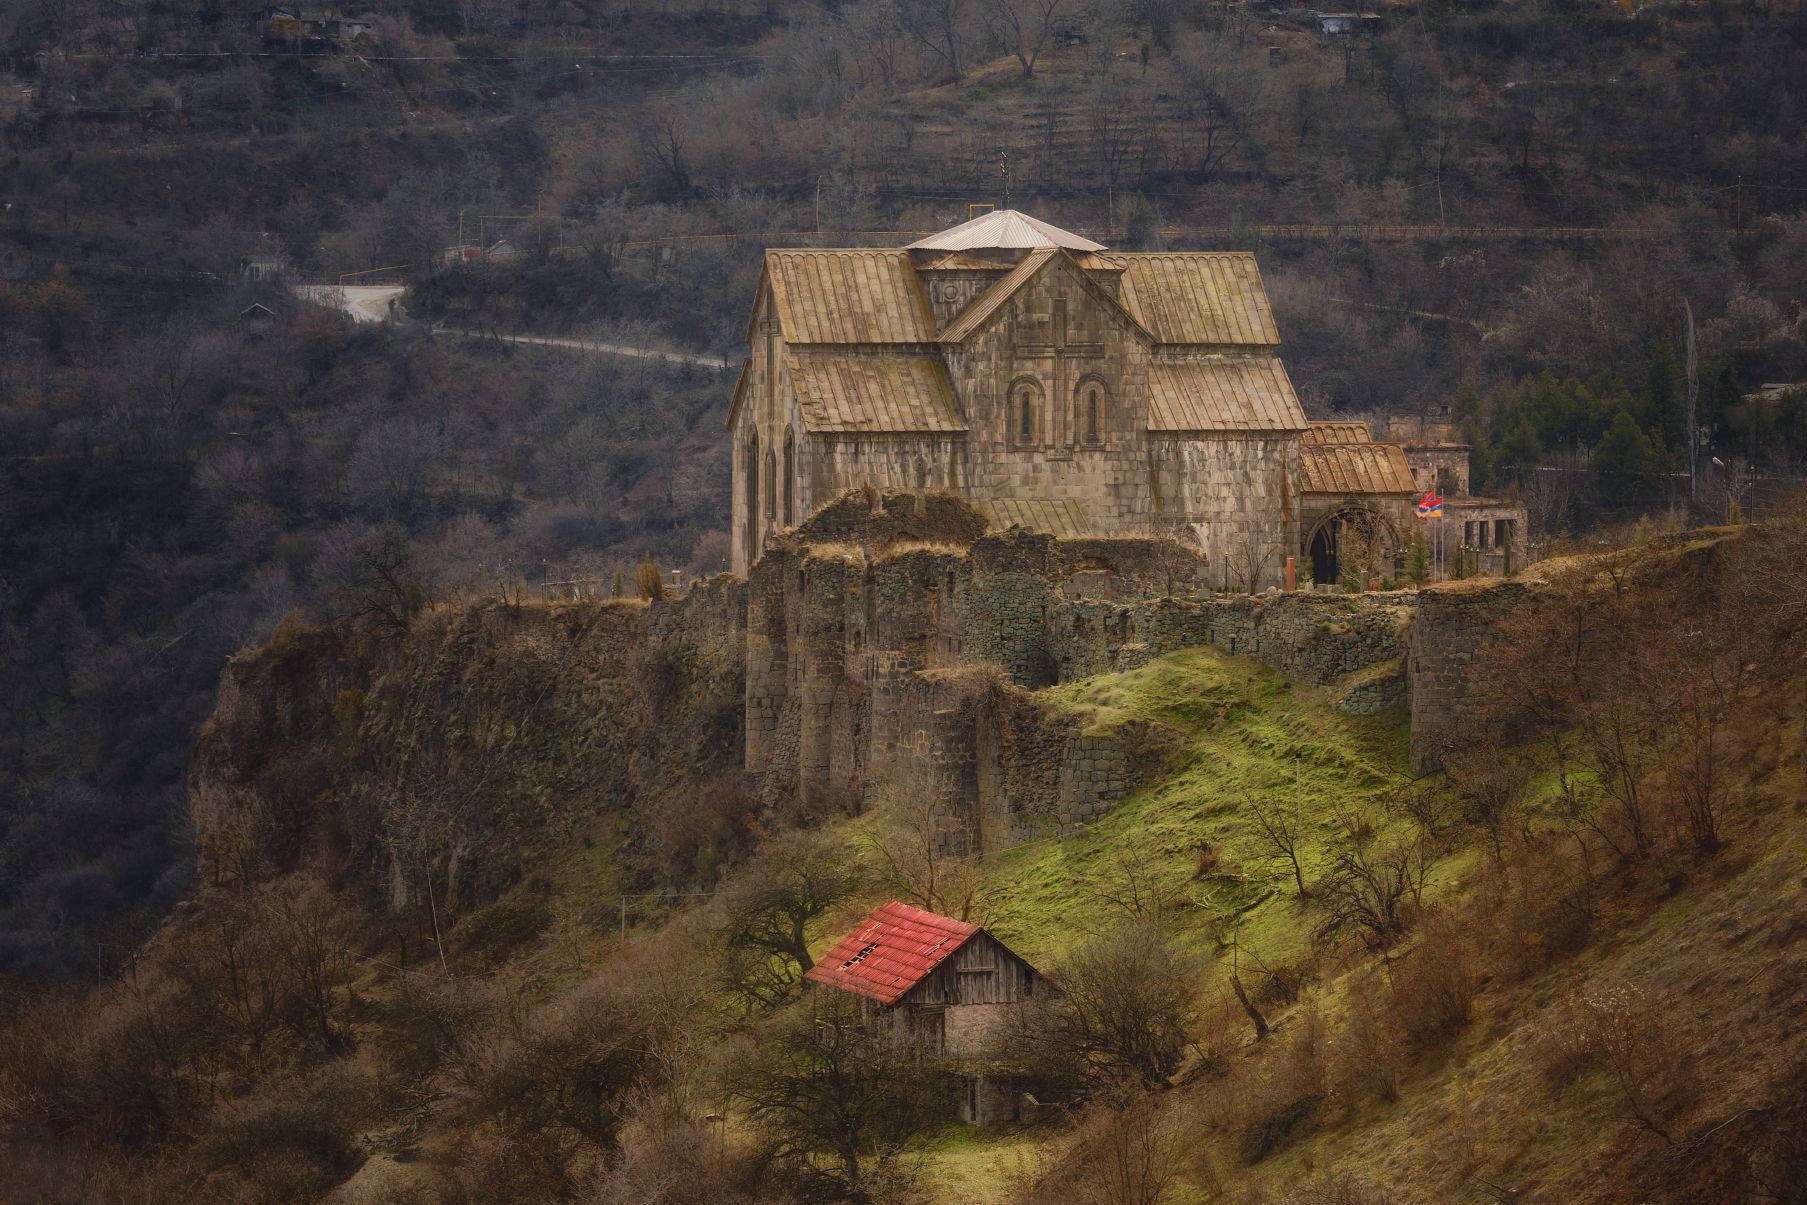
[[1025, 924, 1201, 1092], [1244, 792, 1308, 897], [867, 793, 984, 923], [985, 0, 1071, 79], [1314, 811, 1429, 951], [714, 829, 863, 1007], [905, 0, 972, 84], [726, 990, 947, 1192]]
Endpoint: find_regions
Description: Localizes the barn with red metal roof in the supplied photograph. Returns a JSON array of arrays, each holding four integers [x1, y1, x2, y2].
[[804, 900, 1050, 1125]]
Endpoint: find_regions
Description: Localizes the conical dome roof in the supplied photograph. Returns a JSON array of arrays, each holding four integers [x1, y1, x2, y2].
[[906, 209, 1106, 253]]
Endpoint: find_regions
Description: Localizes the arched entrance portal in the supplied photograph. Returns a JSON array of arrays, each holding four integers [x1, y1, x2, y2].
[[1305, 507, 1400, 590], [1309, 524, 1338, 587]]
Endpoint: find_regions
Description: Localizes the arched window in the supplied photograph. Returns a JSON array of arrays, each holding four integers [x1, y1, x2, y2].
[[764, 448, 777, 521], [743, 428, 760, 570], [782, 427, 796, 526], [1017, 387, 1035, 443], [1076, 377, 1108, 445]]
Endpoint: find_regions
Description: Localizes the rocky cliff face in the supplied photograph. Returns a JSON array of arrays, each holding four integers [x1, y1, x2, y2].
[[189, 491, 1546, 913], [189, 579, 746, 913]]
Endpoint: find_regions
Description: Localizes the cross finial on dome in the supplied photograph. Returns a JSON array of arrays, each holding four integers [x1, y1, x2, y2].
[[906, 209, 1107, 253]]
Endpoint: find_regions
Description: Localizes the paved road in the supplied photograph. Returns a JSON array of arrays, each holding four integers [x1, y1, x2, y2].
[[294, 284, 733, 368], [294, 284, 406, 324], [430, 326, 733, 369]]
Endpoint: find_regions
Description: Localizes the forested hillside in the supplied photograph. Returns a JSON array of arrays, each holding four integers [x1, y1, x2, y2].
[[2, 0, 1806, 1033]]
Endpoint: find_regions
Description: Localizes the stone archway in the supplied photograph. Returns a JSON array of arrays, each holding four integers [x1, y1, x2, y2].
[[1305, 505, 1400, 590]]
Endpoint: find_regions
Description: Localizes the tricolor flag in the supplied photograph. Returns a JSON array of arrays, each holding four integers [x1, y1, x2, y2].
[[1415, 491, 1444, 518]]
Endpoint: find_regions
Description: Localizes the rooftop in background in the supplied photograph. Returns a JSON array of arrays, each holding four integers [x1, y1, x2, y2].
[[803, 900, 979, 1005], [906, 208, 1106, 253]]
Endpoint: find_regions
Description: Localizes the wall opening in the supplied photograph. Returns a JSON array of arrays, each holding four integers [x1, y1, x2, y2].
[[743, 428, 760, 570], [782, 427, 795, 526]]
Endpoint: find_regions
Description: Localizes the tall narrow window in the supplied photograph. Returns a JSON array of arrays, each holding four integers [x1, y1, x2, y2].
[[744, 428, 760, 570], [1086, 388, 1100, 442], [1018, 390, 1034, 442], [764, 449, 777, 521], [782, 428, 795, 526]]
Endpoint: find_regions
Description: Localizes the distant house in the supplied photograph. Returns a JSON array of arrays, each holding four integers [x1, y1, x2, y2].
[[264, 6, 372, 50], [442, 244, 483, 265], [805, 901, 1047, 1125], [1315, 11, 1382, 33], [240, 253, 291, 283]]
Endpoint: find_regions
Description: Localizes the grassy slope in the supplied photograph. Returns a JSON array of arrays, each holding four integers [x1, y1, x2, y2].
[[983, 646, 1411, 969], [893, 639, 1807, 1202]]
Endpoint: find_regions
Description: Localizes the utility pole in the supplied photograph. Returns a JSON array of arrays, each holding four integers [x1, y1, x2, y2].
[[815, 176, 822, 235], [1684, 299, 1699, 505], [1735, 175, 1743, 234]]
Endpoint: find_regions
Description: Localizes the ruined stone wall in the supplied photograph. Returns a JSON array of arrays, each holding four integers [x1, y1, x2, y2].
[[1406, 579, 1532, 775], [806, 433, 966, 525], [745, 493, 1424, 842]]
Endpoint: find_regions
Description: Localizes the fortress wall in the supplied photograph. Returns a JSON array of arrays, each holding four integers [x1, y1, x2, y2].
[[1406, 580, 1534, 775], [743, 493, 1442, 844]]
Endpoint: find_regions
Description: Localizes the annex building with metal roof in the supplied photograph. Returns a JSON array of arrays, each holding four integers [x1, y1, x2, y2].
[[728, 211, 1421, 589]]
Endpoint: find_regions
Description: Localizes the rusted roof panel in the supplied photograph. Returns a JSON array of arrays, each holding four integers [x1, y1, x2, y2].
[[1147, 357, 1309, 432], [1101, 253, 1281, 346], [1303, 421, 1372, 445], [978, 497, 1093, 537], [1300, 441, 1419, 495], [907, 209, 1105, 253], [766, 250, 938, 344], [938, 247, 1059, 344], [787, 354, 965, 433], [804, 901, 981, 1005]]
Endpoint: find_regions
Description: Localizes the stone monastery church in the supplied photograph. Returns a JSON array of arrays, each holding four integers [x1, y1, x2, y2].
[[728, 209, 1439, 589]]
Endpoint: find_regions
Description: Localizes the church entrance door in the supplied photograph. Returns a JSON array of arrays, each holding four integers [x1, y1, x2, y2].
[[1309, 526, 1336, 588]]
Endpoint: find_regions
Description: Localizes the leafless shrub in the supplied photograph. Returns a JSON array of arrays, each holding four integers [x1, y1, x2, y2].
[[1232, 1007, 1327, 1164], [1326, 976, 1404, 1113], [1313, 813, 1429, 952], [195, 1061, 373, 1205], [1387, 912, 1481, 1043], [1072, 1096, 1186, 1205], [1529, 982, 1697, 1139]]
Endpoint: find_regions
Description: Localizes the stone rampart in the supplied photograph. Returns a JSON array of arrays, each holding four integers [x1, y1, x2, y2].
[[743, 489, 1436, 846], [1406, 579, 1533, 775]]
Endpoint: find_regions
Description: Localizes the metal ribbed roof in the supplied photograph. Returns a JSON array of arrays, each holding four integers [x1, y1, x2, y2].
[[787, 354, 965, 433], [979, 498, 1094, 537], [1303, 421, 1373, 445], [906, 209, 1106, 253], [1147, 356, 1309, 432], [1100, 253, 1281, 346], [764, 250, 938, 344], [1299, 441, 1419, 495], [804, 901, 981, 1005]]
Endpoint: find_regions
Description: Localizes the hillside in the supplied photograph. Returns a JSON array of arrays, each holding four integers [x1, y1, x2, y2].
[[3, 513, 1805, 1201], [8, 0, 1807, 979]]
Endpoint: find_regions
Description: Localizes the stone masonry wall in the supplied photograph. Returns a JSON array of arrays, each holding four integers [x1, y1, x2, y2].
[[745, 490, 1428, 845], [1406, 579, 1533, 775]]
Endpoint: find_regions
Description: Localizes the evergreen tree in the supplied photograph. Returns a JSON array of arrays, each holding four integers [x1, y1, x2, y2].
[[1406, 531, 1429, 587]]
